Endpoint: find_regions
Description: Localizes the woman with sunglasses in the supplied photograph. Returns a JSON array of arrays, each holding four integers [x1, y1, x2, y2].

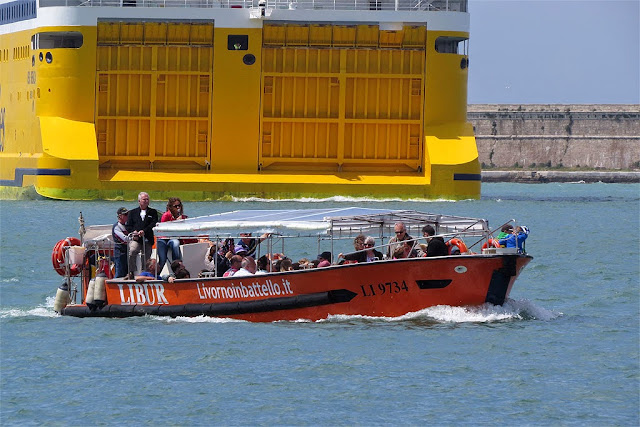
[[157, 197, 187, 273]]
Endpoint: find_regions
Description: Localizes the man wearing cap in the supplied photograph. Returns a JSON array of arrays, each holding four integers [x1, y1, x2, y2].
[[125, 192, 159, 276], [112, 207, 132, 278], [237, 232, 271, 258], [234, 244, 248, 257]]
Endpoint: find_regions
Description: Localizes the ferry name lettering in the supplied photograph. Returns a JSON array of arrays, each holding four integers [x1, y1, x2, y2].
[[360, 280, 408, 297], [117, 283, 169, 305], [197, 278, 293, 300], [26, 71, 36, 85]]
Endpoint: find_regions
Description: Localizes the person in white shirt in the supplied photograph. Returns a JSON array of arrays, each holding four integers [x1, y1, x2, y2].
[[233, 256, 257, 277]]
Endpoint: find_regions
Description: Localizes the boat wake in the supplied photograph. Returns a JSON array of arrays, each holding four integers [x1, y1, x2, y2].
[[320, 299, 561, 324], [0, 297, 59, 319], [137, 298, 560, 324], [4, 298, 559, 324], [231, 195, 458, 203]]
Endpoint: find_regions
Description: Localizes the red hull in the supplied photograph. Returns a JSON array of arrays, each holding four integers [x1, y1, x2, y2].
[[62, 254, 532, 322]]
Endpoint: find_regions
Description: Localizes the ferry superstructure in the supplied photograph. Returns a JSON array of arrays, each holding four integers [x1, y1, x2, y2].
[[0, 0, 479, 200]]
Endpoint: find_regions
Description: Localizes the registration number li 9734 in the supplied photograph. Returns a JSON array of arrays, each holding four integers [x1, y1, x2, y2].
[[360, 281, 409, 297]]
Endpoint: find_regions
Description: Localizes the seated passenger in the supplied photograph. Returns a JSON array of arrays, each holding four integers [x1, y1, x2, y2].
[[204, 241, 232, 277], [256, 255, 271, 274], [392, 246, 405, 259], [498, 226, 529, 253], [174, 267, 190, 279], [223, 255, 243, 277], [418, 225, 448, 257], [317, 251, 332, 268], [156, 197, 185, 273], [170, 259, 184, 273], [136, 258, 159, 280], [394, 241, 418, 259], [363, 236, 383, 262], [234, 256, 257, 277], [297, 258, 311, 269], [170, 260, 190, 279], [387, 221, 412, 258], [136, 258, 182, 282], [339, 235, 366, 263], [234, 244, 248, 258], [497, 224, 514, 240], [279, 258, 293, 272]]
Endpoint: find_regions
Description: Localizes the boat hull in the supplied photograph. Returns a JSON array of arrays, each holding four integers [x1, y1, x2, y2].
[[61, 254, 532, 322]]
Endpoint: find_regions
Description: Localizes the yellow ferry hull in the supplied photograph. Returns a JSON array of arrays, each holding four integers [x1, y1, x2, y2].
[[1, 4, 480, 200]]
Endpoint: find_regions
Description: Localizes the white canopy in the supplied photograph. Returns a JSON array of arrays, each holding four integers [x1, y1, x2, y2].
[[153, 207, 490, 238]]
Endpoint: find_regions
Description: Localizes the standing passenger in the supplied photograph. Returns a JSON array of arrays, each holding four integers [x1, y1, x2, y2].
[[125, 192, 159, 277], [112, 207, 132, 278], [237, 232, 271, 258]]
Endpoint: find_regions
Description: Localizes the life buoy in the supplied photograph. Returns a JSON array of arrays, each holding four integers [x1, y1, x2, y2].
[[482, 239, 500, 249], [446, 238, 468, 255], [52, 237, 82, 276]]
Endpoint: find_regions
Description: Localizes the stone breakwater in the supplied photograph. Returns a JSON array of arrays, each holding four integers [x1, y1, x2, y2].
[[482, 170, 640, 183], [468, 104, 640, 173]]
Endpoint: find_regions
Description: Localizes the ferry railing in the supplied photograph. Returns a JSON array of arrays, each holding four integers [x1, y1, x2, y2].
[[43, 0, 467, 12]]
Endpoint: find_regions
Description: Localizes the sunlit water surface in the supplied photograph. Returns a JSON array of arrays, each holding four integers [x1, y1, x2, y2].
[[1, 183, 638, 425]]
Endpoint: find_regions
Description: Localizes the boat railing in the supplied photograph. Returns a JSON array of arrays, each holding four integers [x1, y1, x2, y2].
[[41, 0, 467, 12]]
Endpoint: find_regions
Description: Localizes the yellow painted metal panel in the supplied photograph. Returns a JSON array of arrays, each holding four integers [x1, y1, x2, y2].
[[263, 25, 286, 46], [379, 30, 403, 48], [309, 25, 332, 46], [97, 22, 121, 44], [260, 24, 425, 172], [402, 26, 426, 48], [285, 25, 309, 46], [190, 23, 214, 46], [95, 22, 213, 168], [356, 25, 378, 47], [144, 22, 167, 45], [120, 23, 144, 45], [167, 23, 191, 45], [332, 26, 356, 47]]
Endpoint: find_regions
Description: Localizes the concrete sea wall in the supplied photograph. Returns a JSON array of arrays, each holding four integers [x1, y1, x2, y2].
[[468, 104, 640, 171]]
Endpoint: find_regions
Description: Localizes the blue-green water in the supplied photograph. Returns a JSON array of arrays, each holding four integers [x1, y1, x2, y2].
[[1, 183, 639, 425]]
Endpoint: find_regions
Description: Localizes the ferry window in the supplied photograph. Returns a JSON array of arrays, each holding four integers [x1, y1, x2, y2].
[[435, 36, 468, 55], [228, 35, 248, 51], [32, 32, 84, 49]]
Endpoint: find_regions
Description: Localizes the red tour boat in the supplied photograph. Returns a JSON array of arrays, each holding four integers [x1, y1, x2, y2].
[[52, 208, 532, 322]]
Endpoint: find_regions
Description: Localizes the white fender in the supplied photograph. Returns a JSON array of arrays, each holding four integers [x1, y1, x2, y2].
[[94, 272, 107, 306], [85, 278, 96, 307], [53, 281, 70, 313]]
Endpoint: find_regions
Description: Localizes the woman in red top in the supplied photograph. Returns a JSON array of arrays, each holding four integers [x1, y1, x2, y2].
[[157, 197, 186, 273]]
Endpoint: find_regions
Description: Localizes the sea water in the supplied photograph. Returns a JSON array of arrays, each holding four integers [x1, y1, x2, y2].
[[1, 183, 638, 425]]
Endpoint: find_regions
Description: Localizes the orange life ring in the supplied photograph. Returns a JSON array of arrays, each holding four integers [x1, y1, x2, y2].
[[52, 237, 82, 276], [446, 238, 468, 255], [482, 239, 500, 249]]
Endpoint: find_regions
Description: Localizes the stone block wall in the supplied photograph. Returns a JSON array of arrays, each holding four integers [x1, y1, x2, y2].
[[468, 104, 640, 170]]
